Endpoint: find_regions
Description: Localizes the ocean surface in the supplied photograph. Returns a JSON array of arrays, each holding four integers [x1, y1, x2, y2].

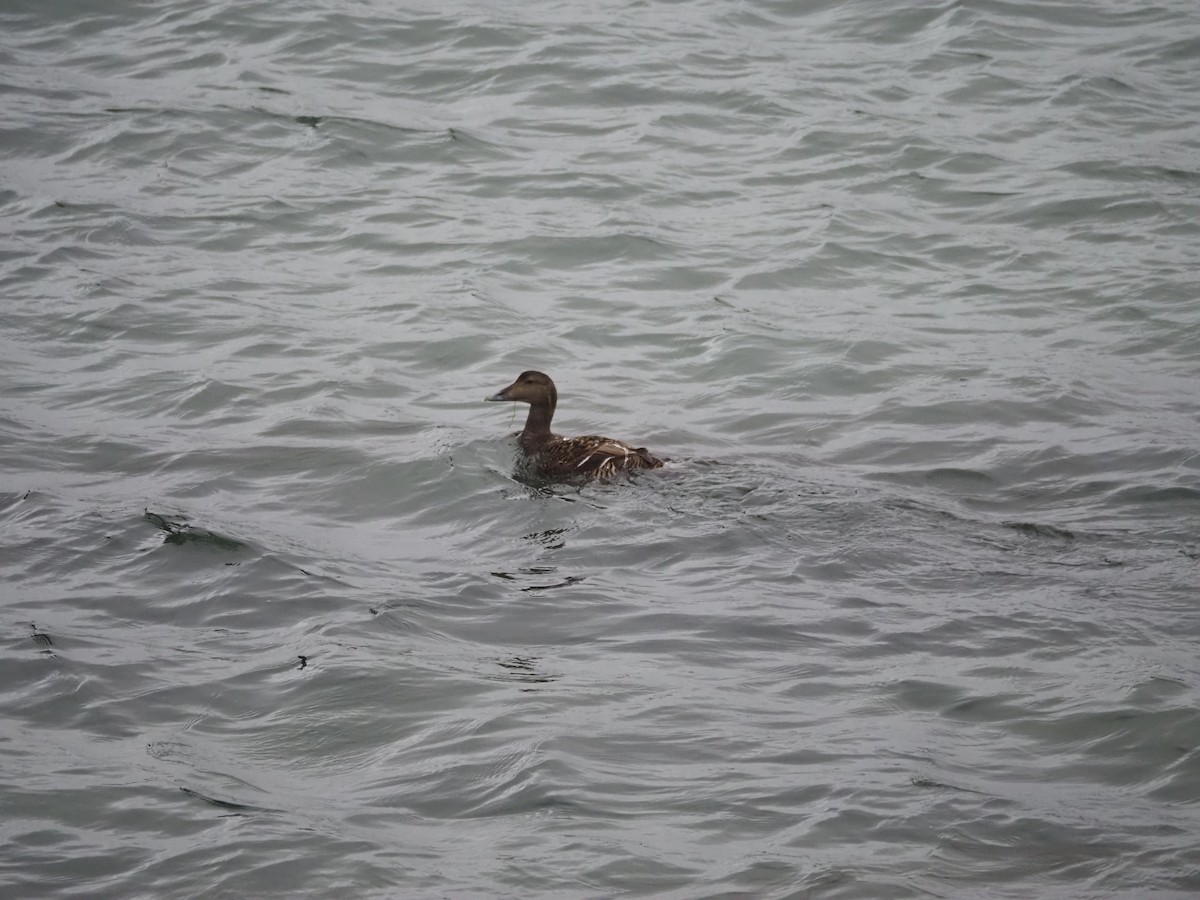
[[2, 1, 1199, 897]]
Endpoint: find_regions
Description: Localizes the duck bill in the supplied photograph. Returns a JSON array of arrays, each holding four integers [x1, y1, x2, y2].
[[485, 384, 515, 402]]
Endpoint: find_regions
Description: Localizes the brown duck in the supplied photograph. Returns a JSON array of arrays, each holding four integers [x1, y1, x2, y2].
[[486, 371, 664, 479]]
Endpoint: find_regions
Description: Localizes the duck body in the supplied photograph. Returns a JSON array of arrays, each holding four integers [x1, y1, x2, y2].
[[486, 371, 664, 479]]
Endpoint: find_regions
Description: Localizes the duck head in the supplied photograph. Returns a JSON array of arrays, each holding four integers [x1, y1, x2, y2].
[[485, 371, 557, 407]]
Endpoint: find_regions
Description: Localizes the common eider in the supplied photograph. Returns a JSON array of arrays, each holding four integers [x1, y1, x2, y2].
[[485, 371, 664, 479]]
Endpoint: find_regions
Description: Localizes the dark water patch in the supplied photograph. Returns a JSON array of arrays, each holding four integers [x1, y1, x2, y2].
[[489, 655, 558, 686], [911, 775, 988, 794], [1004, 521, 1075, 541], [178, 786, 262, 814], [144, 510, 248, 552], [26, 623, 54, 652], [491, 568, 586, 593]]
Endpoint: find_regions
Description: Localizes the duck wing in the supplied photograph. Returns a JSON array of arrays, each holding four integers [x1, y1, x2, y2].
[[556, 435, 663, 477]]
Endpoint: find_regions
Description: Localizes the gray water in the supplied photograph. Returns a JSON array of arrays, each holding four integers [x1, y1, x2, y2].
[[2, 1, 1199, 897]]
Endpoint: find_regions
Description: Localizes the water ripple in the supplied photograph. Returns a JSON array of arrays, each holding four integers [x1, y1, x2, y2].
[[2, 0, 1200, 896]]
